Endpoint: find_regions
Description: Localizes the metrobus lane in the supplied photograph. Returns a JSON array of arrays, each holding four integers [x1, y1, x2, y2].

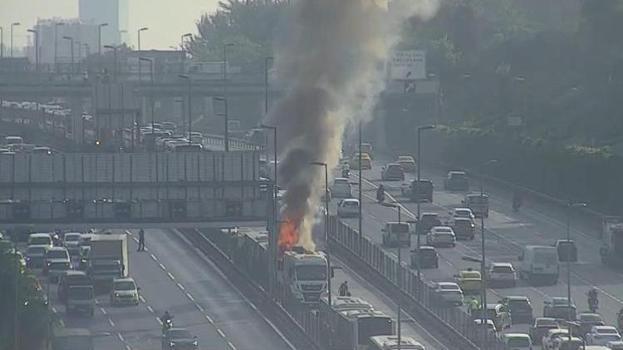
[[101, 229, 229, 350], [125, 228, 293, 350]]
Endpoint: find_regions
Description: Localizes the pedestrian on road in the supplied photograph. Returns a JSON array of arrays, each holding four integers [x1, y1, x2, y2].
[[338, 280, 350, 297], [137, 228, 145, 251]]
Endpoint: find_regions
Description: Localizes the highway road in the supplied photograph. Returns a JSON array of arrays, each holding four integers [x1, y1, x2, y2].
[[334, 158, 623, 345], [30, 228, 294, 350]]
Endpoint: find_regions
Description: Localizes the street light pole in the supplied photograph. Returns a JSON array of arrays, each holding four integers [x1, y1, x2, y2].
[[178, 74, 192, 144], [382, 202, 403, 350], [0, 26, 4, 58], [566, 201, 586, 341], [140, 57, 155, 139], [98, 23, 108, 56], [213, 96, 229, 151], [180, 33, 192, 73], [63, 36, 74, 75], [416, 125, 435, 287], [479, 159, 497, 349], [358, 121, 363, 255], [10, 22, 20, 58], [27, 28, 39, 72], [54, 22, 64, 72], [311, 161, 331, 308], [264, 56, 274, 115], [137, 27, 149, 82], [260, 124, 278, 298]]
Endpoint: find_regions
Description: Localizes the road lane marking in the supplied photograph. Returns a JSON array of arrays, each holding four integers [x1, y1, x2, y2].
[[108, 319, 115, 327], [150, 254, 157, 261], [139, 295, 146, 303], [146, 305, 154, 313], [125, 345, 131, 350], [228, 341, 237, 350], [100, 307, 107, 315], [186, 292, 195, 302], [196, 304, 205, 312], [156, 317, 163, 325], [205, 314, 214, 323], [117, 333, 125, 342], [159, 263, 166, 270], [216, 328, 226, 338], [176, 283, 185, 291], [167, 272, 175, 280], [51, 307, 57, 313]]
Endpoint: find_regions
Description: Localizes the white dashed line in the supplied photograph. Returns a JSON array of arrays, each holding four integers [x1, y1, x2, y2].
[[156, 317, 163, 325], [117, 333, 125, 342], [51, 307, 57, 313], [146, 305, 154, 313], [228, 341, 237, 350], [108, 319, 115, 327], [167, 272, 175, 280], [185, 292, 195, 302], [159, 263, 166, 270], [139, 295, 146, 303], [205, 314, 214, 323], [100, 307, 107, 315], [216, 328, 226, 338], [176, 283, 185, 291], [150, 254, 158, 261], [125, 345, 132, 350], [195, 304, 205, 312]]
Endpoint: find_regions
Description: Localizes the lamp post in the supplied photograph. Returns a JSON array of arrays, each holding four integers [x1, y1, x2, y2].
[[566, 201, 586, 341], [213, 96, 229, 151], [178, 74, 192, 144], [63, 36, 74, 75], [98, 23, 108, 56], [54, 22, 64, 72], [478, 159, 498, 348], [27, 28, 39, 72], [10, 22, 20, 58], [75, 40, 82, 72], [415, 125, 435, 287], [382, 202, 403, 350], [358, 121, 363, 254], [260, 124, 278, 297], [137, 27, 149, 82], [180, 33, 192, 73], [0, 26, 3, 58], [223, 43, 234, 82], [104, 45, 118, 81], [311, 161, 331, 308], [264, 56, 274, 115], [139, 57, 155, 138]]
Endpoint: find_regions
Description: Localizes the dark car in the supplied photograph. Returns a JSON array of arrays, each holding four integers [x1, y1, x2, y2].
[[410, 246, 439, 269], [162, 328, 198, 350], [452, 218, 475, 240], [417, 213, 442, 235], [409, 179, 433, 203], [529, 317, 559, 344], [575, 312, 605, 337], [58, 270, 92, 303], [501, 296, 534, 324], [444, 171, 469, 191], [543, 297, 576, 321], [381, 163, 405, 181], [555, 240, 578, 262]]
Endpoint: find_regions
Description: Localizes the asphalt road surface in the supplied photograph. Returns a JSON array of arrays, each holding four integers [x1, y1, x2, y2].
[[333, 159, 623, 347]]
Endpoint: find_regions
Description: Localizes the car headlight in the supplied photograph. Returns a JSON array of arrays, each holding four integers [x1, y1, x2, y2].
[[169, 342, 176, 347], [193, 340, 198, 346], [115, 293, 121, 297]]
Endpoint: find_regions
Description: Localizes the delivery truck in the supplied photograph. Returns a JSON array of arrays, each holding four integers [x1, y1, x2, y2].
[[86, 234, 128, 289]]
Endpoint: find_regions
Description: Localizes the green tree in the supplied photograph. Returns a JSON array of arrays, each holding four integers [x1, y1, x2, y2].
[[189, 0, 289, 69]]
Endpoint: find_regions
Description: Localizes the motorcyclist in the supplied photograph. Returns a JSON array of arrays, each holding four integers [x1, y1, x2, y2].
[[160, 311, 173, 331], [467, 296, 481, 316], [588, 288, 599, 312], [376, 185, 385, 203], [341, 164, 350, 178]]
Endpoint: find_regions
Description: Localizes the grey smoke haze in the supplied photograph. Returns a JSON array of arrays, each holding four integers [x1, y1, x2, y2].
[[267, 0, 439, 250]]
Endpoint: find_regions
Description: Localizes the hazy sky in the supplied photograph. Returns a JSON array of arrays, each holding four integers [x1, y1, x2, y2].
[[1, 0, 219, 50]]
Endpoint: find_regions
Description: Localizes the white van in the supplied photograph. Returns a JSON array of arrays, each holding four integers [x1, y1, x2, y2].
[[518, 245, 559, 285]]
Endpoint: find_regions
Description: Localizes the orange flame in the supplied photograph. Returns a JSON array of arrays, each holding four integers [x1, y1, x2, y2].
[[278, 217, 299, 253]]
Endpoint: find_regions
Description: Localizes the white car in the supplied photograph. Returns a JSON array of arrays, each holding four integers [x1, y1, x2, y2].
[[542, 328, 569, 350], [331, 178, 352, 198], [337, 199, 360, 218], [452, 207, 475, 222], [586, 326, 622, 346], [434, 282, 463, 306], [473, 319, 498, 339], [501, 333, 532, 350], [426, 226, 456, 247], [63, 232, 83, 256], [110, 278, 140, 306], [488, 262, 518, 287], [43, 247, 71, 282]]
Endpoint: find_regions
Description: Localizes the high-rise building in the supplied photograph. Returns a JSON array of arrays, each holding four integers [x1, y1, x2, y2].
[[79, 0, 128, 46], [26, 18, 98, 67]]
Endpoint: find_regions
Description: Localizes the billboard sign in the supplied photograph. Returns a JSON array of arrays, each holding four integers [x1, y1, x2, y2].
[[388, 50, 426, 80]]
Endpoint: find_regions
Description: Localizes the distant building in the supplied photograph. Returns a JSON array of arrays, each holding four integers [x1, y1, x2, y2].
[[25, 18, 98, 69], [79, 0, 128, 46]]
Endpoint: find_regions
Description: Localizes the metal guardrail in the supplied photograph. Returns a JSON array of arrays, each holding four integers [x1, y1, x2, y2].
[[203, 134, 264, 151], [328, 215, 507, 350], [180, 227, 321, 350]]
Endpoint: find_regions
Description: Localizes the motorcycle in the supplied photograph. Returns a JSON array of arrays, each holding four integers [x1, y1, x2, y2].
[[342, 168, 350, 178], [161, 318, 173, 334], [588, 290, 599, 313]]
